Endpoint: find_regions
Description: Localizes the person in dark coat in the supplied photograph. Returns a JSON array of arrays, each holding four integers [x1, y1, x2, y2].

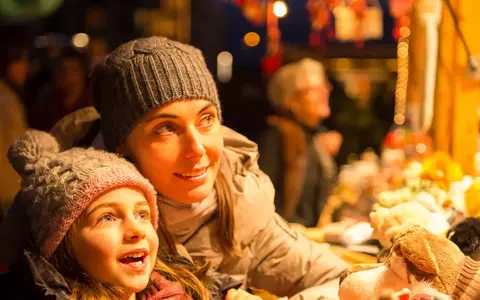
[[258, 59, 342, 227]]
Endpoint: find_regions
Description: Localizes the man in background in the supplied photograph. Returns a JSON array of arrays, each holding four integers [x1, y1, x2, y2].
[[258, 59, 342, 227]]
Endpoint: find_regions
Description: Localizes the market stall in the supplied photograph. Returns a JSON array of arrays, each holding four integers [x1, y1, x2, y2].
[[232, 1, 480, 298]]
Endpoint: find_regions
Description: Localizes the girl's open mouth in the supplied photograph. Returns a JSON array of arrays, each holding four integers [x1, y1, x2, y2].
[[118, 249, 148, 271]]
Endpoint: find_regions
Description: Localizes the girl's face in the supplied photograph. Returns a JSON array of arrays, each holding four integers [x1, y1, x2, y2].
[[71, 187, 159, 295], [125, 99, 224, 204]]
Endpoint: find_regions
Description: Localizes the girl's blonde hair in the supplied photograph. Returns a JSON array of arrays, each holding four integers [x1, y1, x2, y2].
[[50, 210, 209, 300]]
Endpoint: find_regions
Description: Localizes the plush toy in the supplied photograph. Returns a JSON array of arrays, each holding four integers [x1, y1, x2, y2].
[[370, 201, 450, 247], [449, 176, 473, 213], [402, 161, 423, 180], [464, 179, 480, 217], [447, 217, 480, 261], [339, 226, 480, 300], [374, 179, 450, 212], [421, 152, 464, 190]]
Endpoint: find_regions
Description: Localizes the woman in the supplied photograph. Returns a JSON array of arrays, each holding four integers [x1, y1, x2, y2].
[[46, 37, 348, 299], [2, 130, 210, 299]]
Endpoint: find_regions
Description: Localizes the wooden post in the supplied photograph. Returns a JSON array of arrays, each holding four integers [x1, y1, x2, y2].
[[433, 0, 480, 175], [407, 12, 425, 131]]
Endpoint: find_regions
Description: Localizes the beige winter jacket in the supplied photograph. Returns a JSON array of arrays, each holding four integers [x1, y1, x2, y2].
[[51, 107, 349, 299]]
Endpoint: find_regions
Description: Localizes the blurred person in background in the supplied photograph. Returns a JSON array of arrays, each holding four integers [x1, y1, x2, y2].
[[0, 26, 30, 221], [30, 47, 91, 131], [258, 58, 342, 227]]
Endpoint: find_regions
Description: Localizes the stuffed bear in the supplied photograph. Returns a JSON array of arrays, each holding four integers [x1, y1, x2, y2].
[[339, 226, 480, 300]]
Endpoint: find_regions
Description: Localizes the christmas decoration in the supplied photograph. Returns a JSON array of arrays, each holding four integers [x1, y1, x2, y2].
[[232, 0, 266, 25], [0, 0, 63, 20], [333, 0, 383, 46], [261, 0, 283, 75], [307, 0, 332, 31], [389, 0, 414, 40], [307, 0, 335, 49]]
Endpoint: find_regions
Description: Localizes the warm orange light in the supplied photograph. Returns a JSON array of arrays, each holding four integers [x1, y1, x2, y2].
[[244, 32, 261, 47]]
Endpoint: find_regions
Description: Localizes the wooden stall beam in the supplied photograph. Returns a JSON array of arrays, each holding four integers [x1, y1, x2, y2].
[[433, 0, 480, 175]]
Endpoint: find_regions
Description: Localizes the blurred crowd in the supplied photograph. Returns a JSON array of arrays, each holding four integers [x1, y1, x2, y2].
[[0, 26, 92, 219]]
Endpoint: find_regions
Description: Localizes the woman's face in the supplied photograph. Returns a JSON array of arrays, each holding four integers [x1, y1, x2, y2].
[[71, 187, 159, 294], [125, 99, 224, 204]]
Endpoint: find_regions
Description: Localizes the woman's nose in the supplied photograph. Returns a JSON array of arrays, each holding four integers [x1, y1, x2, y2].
[[183, 128, 207, 159]]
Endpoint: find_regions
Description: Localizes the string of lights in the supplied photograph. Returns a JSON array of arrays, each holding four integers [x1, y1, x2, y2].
[[394, 23, 410, 126]]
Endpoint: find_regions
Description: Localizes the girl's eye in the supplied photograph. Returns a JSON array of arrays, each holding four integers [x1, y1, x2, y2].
[[153, 123, 175, 136], [198, 114, 214, 128], [99, 214, 115, 223], [137, 210, 151, 220]]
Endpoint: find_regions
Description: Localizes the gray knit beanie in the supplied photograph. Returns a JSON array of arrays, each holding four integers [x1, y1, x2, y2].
[[7, 130, 158, 259], [90, 36, 221, 151]]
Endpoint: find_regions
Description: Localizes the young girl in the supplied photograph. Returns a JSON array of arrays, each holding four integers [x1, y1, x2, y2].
[[37, 36, 348, 299], [2, 129, 212, 299]]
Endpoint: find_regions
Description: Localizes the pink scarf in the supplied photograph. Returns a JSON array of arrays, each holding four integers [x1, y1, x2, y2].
[[139, 272, 192, 300]]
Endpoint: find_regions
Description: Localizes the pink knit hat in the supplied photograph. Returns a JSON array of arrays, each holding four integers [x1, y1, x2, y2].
[[7, 130, 159, 259]]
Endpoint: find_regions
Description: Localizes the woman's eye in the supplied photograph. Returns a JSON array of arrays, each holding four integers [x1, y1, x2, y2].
[[153, 123, 175, 136], [99, 214, 115, 223], [137, 210, 151, 220], [198, 114, 214, 128]]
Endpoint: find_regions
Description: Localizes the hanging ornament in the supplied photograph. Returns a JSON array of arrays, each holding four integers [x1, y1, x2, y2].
[[307, 0, 332, 31], [262, 0, 283, 75], [362, 0, 384, 40], [233, 0, 266, 26], [333, 1, 357, 42], [350, 0, 367, 17], [350, 0, 367, 46], [389, 0, 414, 19], [333, 0, 383, 46], [389, 0, 414, 40], [326, 0, 341, 8], [261, 55, 282, 75], [307, 0, 333, 50]]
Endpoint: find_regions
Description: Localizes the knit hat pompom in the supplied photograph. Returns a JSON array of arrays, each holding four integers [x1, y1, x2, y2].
[[8, 129, 60, 175]]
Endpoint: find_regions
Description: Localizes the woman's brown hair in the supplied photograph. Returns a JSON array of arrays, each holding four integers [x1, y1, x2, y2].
[[214, 165, 240, 257], [50, 210, 209, 300]]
